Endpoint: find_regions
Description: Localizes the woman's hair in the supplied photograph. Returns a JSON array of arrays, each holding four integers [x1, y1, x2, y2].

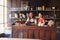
[[28, 12, 35, 19], [38, 12, 43, 18]]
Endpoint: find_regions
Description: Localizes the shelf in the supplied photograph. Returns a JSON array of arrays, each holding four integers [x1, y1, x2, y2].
[[45, 18, 60, 20], [55, 18, 60, 19], [55, 10, 60, 11], [10, 10, 60, 12], [44, 18, 55, 20], [11, 18, 60, 20]]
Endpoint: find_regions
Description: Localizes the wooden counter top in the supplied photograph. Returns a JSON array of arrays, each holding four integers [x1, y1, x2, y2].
[[13, 25, 56, 30]]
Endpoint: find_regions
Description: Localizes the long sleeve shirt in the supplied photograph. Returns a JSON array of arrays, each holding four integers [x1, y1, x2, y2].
[[25, 18, 37, 25], [38, 17, 45, 23]]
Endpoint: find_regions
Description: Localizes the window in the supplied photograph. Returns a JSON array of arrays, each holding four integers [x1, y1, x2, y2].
[[0, 0, 8, 34]]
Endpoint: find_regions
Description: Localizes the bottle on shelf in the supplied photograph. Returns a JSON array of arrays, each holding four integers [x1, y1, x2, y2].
[[52, 7, 55, 10], [31, 7, 33, 10], [37, 7, 42, 10], [42, 5, 45, 10]]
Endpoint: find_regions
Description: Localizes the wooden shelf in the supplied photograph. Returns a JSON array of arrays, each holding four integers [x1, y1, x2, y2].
[[10, 9, 60, 12], [45, 18, 55, 19]]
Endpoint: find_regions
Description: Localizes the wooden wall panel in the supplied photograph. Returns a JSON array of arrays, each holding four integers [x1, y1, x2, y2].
[[34, 30, 39, 39], [28, 30, 33, 38], [51, 30, 56, 40], [39, 30, 44, 40], [12, 26, 56, 40], [45, 31, 51, 40], [23, 30, 28, 38]]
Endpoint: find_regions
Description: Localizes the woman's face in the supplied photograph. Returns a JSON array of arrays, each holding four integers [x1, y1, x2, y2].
[[38, 13, 42, 17], [29, 12, 33, 18]]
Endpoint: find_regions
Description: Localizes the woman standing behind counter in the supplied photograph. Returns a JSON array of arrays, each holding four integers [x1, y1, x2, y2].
[[38, 13, 45, 26], [25, 12, 37, 25]]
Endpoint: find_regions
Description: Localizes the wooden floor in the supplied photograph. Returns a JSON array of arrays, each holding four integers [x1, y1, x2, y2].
[[0, 38, 40, 40]]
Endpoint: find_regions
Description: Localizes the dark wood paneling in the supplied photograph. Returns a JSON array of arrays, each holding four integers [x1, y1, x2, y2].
[[45, 31, 51, 40], [51, 30, 56, 40], [23, 30, 27, 38], [12, 26, 56, 40], [39, 30, 45, 40], [34, 30, 39, 39], [28, 30, 33, 38]]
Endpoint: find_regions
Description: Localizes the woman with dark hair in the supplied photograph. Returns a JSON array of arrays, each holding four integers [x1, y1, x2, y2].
[[25, 12, 37, 25], [38, 13, 45, 26]]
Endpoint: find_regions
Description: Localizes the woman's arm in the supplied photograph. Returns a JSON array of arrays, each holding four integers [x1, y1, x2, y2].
[[34, 19, 37, 24], [25, 18, 29, 24]]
